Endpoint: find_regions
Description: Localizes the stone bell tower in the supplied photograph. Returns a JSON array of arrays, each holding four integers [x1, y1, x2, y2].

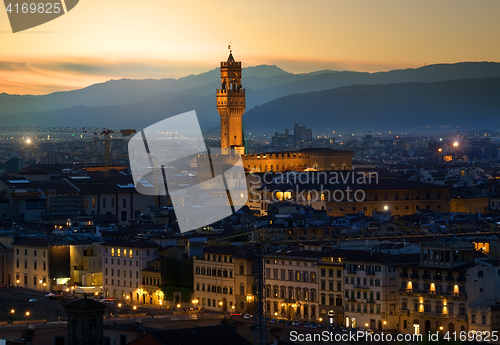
[[217, 48, 245, 155]]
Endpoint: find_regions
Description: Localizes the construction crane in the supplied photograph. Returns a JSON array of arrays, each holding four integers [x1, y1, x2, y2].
[[0, 126, 136, 176]]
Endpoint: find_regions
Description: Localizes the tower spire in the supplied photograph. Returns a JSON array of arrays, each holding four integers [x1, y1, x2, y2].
[[227, 43, 235, 63]]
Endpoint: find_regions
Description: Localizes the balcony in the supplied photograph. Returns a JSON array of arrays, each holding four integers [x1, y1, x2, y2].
[[398, 288, 467, 299], [366, 271, 376, 276], [354, 285, 370, 290], [433, 275, 442, 281], [399, 272, 408, 278], [445, 276, 455, 282], [422, 274, 431, 280], [457, 277, 466, 282], [411, 273, 419, 279]]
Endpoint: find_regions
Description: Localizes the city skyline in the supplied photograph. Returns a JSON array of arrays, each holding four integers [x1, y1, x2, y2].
[[1, 0, 499, 94]]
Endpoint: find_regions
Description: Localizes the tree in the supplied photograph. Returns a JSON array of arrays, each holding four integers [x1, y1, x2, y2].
[[160, 256, 193, 303]]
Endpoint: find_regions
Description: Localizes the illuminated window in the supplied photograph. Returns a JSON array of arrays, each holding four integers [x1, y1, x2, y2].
[[118, 249, 121, 257], [111, 248, 115, 256], [129, 250, 133, 258]]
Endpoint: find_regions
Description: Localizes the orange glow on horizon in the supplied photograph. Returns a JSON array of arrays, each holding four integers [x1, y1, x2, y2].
[[0, 0, 498, 94]]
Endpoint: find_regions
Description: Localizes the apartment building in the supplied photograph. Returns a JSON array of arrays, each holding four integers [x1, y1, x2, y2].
[[101, 239, 160, 303], [318, 251, 345, 326], [397, 242, 473, 335], [193, 246, 249, 312], [467, 258, 500, 334], [265, 251, 321, 321], [12, 237, 50, 291], [12, 236, 100, 292], [344, 251, 419, 331]]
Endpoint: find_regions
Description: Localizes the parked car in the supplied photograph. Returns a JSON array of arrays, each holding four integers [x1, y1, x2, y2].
[[270, 318, 277, 323], [334, 326, 342, 331], [342, 328, 349, 332], [28, 298, 37, 302], [298, 322, 305, 327], [367, 329, 375, 334], [318, 324, 325, 329], [304, 322, 311, 328], [310, 323, 318, 329], [277, 319, 285, 324], [292, 320, 300, 326], [243, 314, 250, 319], [327, 325, 334, 331], [285, 320, 292, 326]]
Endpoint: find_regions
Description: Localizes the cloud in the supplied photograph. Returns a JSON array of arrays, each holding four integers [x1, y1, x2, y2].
[[0, 57, 214, 95], [0, 61, 35, 72]]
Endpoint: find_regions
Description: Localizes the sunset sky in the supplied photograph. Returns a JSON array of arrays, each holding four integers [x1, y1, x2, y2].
[[1, 0, 499, 95]]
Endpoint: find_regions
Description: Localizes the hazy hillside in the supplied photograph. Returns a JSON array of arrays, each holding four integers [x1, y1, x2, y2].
[[1, 62, 500, 133], [244, 77, 500, 133], [2, 62, 500, 120]]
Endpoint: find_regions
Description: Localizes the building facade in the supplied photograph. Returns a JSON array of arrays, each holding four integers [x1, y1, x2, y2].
[[101, 239, 160, 303]]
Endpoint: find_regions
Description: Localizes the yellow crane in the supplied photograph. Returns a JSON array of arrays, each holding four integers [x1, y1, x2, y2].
[[0, 126, 136, 176]]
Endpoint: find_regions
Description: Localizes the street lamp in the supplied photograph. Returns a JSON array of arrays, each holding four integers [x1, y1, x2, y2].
[[133, 306, 137, 311], [118, 303, 122, 307], [25, 311, 30, 326], [176, 304, 181, 309]]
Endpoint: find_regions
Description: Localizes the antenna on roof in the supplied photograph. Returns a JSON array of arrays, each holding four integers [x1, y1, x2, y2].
[[228, 42, 232, 53]]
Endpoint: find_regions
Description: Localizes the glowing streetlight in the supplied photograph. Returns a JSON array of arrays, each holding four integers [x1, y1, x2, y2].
[[365, 323, 369, 327], [384, 205, 389, 210], [453, 142, 459, 147], [439, 326, 444, 330], [11, 309, 15, 314], [94, 292, 99, 296], [26, 311, 30, 316], [133, 306, 137, 310], [274, 312, 278, 316], [319, 317, 323, 322], [25, 138, 31, 144], [219, 301, 223, 306], [438, 148, 442, 152], [118, 303, 122, 307], [16, 280, 19, 284], [383, 321, 387, 325]]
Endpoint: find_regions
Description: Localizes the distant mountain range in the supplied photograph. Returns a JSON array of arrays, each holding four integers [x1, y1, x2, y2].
[[1, 62, 500, 133]]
